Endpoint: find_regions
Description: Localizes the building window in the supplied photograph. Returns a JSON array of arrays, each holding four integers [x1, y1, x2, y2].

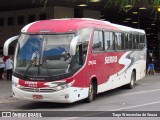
[[8, 17, 14, 26], [18, 16, 24, 25], [0, 18, 4, 26], [28, 15, 36, 23], [39, 13, 47, 20]]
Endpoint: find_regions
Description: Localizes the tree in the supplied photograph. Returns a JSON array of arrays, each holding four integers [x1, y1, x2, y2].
[[32, 0, 160, 13]]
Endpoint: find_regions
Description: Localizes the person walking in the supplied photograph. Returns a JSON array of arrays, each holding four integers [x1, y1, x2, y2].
[[0, 55, 5, 80], [5, 56, 13, 81], [147, 53, 156, 75]]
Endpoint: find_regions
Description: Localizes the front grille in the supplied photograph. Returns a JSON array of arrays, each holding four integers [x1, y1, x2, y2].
[[19, 87, 56, 93], [20, 87, 35, 92]]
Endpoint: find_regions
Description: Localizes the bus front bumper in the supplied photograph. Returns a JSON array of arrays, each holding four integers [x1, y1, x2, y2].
[[12, 85, 88, 103]]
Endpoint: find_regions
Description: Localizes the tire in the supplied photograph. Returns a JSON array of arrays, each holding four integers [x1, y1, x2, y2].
[[125, 71, 135, 89], [84, 81, 96, 103]]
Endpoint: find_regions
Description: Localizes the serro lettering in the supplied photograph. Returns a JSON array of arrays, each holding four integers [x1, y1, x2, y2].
[[105, 56, 117, 64]]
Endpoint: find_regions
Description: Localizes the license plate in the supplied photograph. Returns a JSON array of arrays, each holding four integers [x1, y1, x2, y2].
[[33, 95, 43, 99]]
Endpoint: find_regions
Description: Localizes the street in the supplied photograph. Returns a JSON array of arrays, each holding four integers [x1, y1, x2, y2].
[[0, 74, 160, 119]]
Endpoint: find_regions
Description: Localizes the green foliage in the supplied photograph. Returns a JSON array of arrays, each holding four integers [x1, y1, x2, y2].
[[32, 0, 160, 13], [104, 0, 137, 12], [32, 0, 48, 11], [153, 0, 160, 7]]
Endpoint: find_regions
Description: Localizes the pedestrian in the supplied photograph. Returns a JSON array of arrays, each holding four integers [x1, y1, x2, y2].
[[5, 56, 13, 81], [147, 53, 156, 75], [0, 55, 5, 80]]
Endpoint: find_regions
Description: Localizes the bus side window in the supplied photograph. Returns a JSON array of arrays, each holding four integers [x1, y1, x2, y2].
[[128, 34, 133, 49], [138, 35, 146, 49], [78, 28, 92, 63], [92, 30, 104, 52], [133, 34, 137, 49], [104, 32, 114, 51], [115, 33, 118, 50], [115, 32, 122, 50], [136, 34, 139, 49], [121, 33, 125, 50], [125, 34, 129, 50]]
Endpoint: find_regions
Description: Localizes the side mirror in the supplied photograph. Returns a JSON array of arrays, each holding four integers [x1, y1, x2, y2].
[[70, 36, 79, 56], [3, 36, 19, 56]]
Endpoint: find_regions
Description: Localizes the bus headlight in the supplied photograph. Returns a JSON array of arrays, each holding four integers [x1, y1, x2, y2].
[[54, 85, 68, 91]]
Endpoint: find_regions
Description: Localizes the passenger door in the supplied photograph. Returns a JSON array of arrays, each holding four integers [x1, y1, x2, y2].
[[91, 30, 105, 93]]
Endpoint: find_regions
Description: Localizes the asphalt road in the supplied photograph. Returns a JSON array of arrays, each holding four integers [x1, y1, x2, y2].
[[0, 74, 160, 120]]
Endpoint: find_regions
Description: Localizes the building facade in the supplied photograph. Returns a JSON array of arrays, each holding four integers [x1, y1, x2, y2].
[[0, 6, 101, 53]]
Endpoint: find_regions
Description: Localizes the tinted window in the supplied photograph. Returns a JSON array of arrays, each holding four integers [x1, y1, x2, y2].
[[128, 34, 133, 49], [132, 34, 137, 49], [104, 32, 114, 51], [136, 34, 139, 49], [115, 33, 123, 50], [125, 34, 129, 49], [121, 33, 125, 50], [140, 35, 145, 43], [139, 35, 146, 49], [92, 31, 104, 51], [78, 28, 92, 63]]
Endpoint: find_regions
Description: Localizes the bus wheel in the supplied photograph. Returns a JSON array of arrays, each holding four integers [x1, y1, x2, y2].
[[84, 81, 95, 103], [126, 71, 135, 89]]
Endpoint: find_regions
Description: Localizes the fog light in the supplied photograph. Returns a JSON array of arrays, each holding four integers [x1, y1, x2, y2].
[[65, 94, 69, 99]]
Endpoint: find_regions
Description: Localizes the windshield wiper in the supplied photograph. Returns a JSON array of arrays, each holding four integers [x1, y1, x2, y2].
[[42, 50, 52, 78], [24, 57, 36, 78]]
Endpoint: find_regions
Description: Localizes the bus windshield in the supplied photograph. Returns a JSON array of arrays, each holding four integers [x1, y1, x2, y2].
[[14, 33, 84, 78]]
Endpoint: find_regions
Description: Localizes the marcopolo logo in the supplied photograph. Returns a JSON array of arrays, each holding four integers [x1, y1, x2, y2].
[[105, 56, 117, 64]]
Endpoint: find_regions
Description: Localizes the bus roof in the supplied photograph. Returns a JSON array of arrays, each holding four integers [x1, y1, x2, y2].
[[21, 18, 145, 34], [111, 23, 145, 34]]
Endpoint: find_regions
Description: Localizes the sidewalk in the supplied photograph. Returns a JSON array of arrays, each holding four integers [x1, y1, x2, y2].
[[0, 80, 13, 103], [0, 80, 12, 97]]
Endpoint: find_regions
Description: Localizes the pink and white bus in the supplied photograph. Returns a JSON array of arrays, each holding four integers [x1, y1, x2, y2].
[[4, 18, 146, 103]]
